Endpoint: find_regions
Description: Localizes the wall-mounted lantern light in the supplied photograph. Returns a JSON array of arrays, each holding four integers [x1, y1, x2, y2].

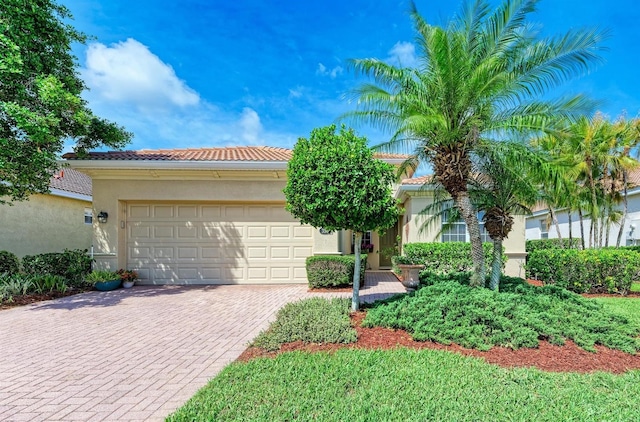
[[97, 211, 109, 224]]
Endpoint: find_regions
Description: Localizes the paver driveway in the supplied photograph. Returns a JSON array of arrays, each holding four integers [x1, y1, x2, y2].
[[0, 271, 404, 421]]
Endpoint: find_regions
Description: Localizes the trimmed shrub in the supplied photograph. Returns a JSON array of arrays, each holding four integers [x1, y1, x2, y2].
[[252, 297, 357, 351], [526, 248, 640, 294], [0, 251, 20, 275], [306, 255, 367, 288], [620, 245, 640, 254], [22, 249, 92, 286], [392, 242, 499, 277], [525, 238, 582, 253]]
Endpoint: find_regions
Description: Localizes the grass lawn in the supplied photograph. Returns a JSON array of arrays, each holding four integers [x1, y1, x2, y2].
[[167, 348, 640, 421], [168, 283, 640, 421], [594, 296, 640, 327]]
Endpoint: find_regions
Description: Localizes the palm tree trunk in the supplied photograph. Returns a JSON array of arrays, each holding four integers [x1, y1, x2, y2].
[[352, 232, 363, 312], [578, 208, 586, 249], [568, 212, 573, 242], [589, 219, 594, 248], [454, 192, 485, 287], [489, 238, 502, 291], [617, 170, 629, 247], [549, 208, 563, 241]]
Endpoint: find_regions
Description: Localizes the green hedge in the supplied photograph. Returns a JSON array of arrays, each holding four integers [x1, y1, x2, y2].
[[525, 238, 582, 253], [306, 255, 367, 289], [0, 251, 20, 275], [526, 248, 640, 294], [392, 242, 498, 276], [22, 249, 93, 286]]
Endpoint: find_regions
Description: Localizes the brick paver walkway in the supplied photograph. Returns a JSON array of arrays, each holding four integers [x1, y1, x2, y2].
[[0, 271, 404, 421]]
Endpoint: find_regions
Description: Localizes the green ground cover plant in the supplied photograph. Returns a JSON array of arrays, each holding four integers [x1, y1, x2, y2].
[[363, 275, 640, 353], [167, 348, 640, 421], [251, 297, 357, 351], [0, 273, 68, 302]]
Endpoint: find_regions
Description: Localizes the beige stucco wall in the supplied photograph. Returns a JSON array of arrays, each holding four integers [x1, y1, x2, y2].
[[399, 191, 527, 278], [0, 194, 92, 258]]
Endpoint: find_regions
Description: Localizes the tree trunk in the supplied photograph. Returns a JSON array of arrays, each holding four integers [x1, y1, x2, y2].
[[549, 208, 563, 241], [578, 208, 586, 249], [489, 238, 502, 291], [605, 209, 611, 248], [454, 192, 485, 287], [589, 219, 594, 248], [352, 232, 363, 312], [617, 170, 629, 247], [568, 212, 573, 242]]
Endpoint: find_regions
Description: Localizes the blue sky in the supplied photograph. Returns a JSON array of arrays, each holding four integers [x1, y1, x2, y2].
[[62, 0, 640, 151]]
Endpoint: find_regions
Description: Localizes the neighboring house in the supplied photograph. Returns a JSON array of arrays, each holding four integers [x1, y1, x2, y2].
[[525, 169, 640, 247], [0, 168, 93, 257], [63, 146, 526, 285]]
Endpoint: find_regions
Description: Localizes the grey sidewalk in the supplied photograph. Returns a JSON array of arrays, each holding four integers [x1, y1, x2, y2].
[[0, 271, 405, 421]]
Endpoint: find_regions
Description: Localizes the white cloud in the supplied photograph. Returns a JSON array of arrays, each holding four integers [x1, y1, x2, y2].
[[316, 62, 343, 79], [386, 41, 419, 68], [288, 87, 303, 99], [238, 107, 263, 144], [83, 38, 199, 109]]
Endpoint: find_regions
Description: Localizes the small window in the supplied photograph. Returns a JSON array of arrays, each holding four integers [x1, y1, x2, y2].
[[441, 210, 491, 243], [84, 208, 93, 225], [540, 221, 548, 239]]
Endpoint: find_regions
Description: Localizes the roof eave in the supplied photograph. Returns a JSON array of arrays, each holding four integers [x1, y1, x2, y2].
[[64, 160, 290, 171]]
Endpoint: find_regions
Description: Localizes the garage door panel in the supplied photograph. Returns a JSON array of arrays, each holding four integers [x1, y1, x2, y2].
[[294, 226, 313, 238], [270, 247, 290, 259], [127, 203, 312, 285]]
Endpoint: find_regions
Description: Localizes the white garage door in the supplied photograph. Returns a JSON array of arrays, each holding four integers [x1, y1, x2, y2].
[[126, 203, 313, 284]]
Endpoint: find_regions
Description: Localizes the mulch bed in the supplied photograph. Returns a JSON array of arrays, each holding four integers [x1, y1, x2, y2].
[[237, 311, 640, 374], [0, 288, 92, 310]]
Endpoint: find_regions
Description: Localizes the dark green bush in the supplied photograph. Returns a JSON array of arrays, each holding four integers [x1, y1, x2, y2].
[[620, 245, 640, 254], [252, 297, 357, 351], [393, 242, 499, 276], [0, 251, 20, 275], [526, 248, 640, 294], [363, 276, 640, 353], [525, 238, 582, 253], [306, 255, 367, 288], [22, 249, 92, 286]]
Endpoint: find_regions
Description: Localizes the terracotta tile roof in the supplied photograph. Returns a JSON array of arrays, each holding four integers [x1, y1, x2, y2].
[[401, 175, 435, 185], [62, 146, 293, 162], [627, 167, 640, 187], [62, 146, 410, 163], [50, 168, 92, 197]]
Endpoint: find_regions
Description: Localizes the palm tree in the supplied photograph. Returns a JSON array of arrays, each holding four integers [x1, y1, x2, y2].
[[470, 143, 546, 290], [344, 0, 605, 286], [615, 118, 640, 246]]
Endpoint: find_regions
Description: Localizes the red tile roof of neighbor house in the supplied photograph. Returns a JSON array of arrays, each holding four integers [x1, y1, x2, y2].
[[61, 146, 409, 162], [401, 175, 435, 185], [50, 168, 92, 197]]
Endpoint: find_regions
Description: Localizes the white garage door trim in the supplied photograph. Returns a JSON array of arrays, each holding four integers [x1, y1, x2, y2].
[[126, 202, 313, 285]]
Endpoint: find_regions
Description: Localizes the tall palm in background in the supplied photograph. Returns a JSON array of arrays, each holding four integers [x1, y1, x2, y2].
[[345, 0, 605, 286], [538, 115, 639, 248]]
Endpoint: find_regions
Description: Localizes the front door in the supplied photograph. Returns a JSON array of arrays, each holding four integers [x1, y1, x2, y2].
[[378, 224, 399, 268]]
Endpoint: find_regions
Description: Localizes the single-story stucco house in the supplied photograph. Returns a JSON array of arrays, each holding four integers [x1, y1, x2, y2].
[[63, 146, 526, 284], [525, 169, 640, 247], [0, 168, 93, 257]]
